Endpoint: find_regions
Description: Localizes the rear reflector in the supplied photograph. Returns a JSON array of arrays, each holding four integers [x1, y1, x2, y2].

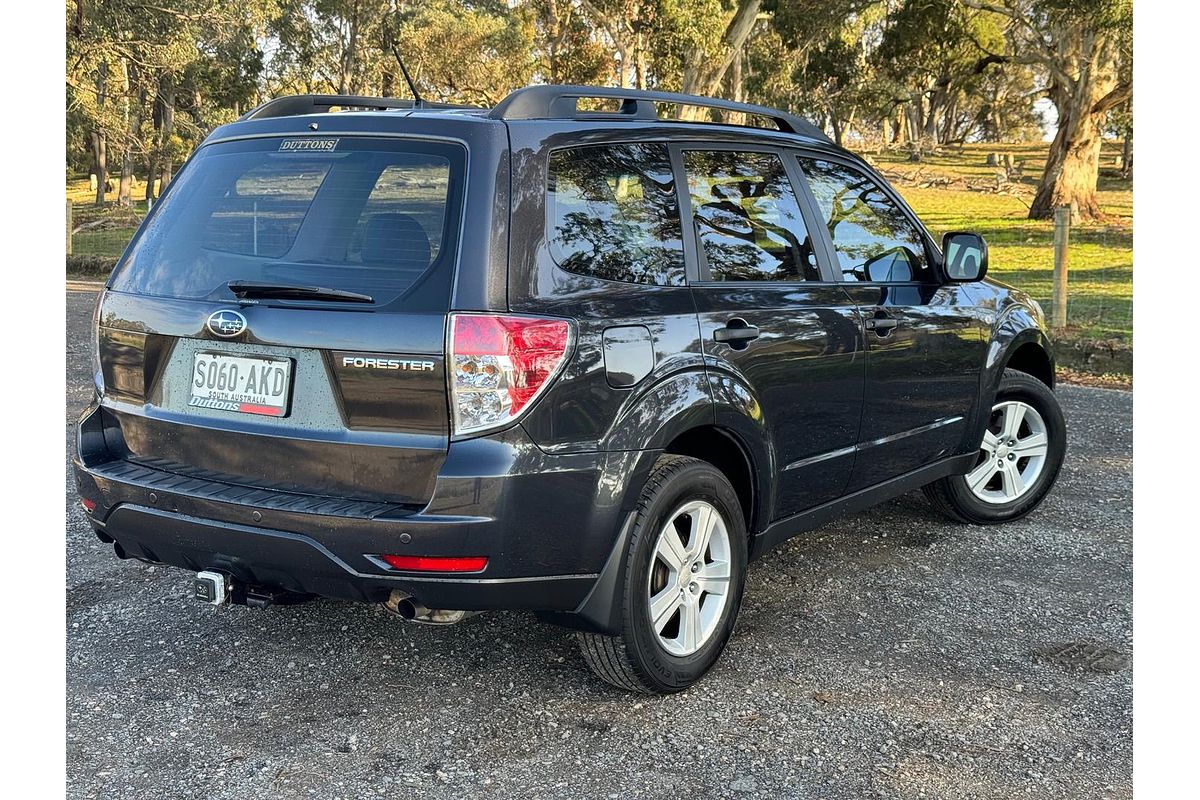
[[80, 498, 96, 514], [379, 554, 488, 573], [449, 313, 572, 436]]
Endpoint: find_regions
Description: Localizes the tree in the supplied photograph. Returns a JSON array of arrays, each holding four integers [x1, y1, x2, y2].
[[677, 0, 761, 115], [961, 0, 1132, 220]]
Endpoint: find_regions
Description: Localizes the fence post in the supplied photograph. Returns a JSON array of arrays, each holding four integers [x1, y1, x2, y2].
[[66, 199, 73, 256], [1052, 205, 1070, 331]]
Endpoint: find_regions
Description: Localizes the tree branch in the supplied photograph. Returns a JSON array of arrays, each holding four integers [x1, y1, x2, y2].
[[1091, 81, 1131, 115]]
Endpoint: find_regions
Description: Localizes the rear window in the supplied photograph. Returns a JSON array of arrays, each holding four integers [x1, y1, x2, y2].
[[110, 137, 465, 310]]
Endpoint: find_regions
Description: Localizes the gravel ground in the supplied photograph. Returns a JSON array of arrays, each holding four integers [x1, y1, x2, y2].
[[65, 289, 1132, 799]]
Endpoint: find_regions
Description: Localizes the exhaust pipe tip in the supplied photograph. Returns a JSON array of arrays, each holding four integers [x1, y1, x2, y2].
[[395, 597, 421, 620], [383, 590, 472, 625]]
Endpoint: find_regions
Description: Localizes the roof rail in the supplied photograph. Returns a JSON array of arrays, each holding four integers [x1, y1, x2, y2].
[[489, 84, 831, 142], [240, 94, 477, 121]]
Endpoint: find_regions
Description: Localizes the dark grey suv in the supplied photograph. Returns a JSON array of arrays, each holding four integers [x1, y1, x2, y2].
[[73, 85, 1065, 693]]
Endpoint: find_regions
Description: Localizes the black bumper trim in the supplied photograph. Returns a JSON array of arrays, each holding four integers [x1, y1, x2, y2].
[[95, 503, 597, 610]]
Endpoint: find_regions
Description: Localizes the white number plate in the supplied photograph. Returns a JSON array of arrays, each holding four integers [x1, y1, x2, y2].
[[189, 353, 292, 417]]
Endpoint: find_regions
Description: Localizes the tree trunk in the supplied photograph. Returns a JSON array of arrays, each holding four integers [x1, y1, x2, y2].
[[1028, 24, 1127, 220], [678, 0, 761, 119], [726, 48, 746, 126], [1120, 134, 1132, 179], [92, 60, 108, 206], [118, 59, 136, 207], [338, 0, 361, 94], [145, 73, 163, 201], [1030, 100, 1105, 220], [158, 84, 176, 191]]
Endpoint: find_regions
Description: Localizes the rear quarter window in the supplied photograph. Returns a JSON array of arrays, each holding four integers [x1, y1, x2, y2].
[[547, 143, 685, 287], [110, 137, 464, 311]]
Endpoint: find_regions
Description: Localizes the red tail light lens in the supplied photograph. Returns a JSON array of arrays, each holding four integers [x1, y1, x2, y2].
[[379, 554, 488, 573], [449, 313, 572, 435]]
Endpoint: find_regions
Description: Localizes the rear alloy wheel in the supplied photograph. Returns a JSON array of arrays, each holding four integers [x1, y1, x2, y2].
[[646, 500, 733, 657], [924, 369, 1066, 524], [577, 455, 747, 693]]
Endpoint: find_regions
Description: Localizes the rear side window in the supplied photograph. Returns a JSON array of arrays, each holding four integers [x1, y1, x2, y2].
[[111, 137, 464, 310], [683, 150, 820, 282], [547, 143, 685, 286]]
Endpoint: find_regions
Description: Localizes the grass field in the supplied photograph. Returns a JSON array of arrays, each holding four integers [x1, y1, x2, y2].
[[67, 141, 1133, 344], [872, 141, 1132, 343]]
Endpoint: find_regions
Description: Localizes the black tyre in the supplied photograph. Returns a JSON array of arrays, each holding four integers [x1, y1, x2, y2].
[[924, 369, 1066, 524], [577, 455, 748, 693]]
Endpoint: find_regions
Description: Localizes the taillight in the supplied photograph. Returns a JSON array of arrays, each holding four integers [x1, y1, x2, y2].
[[379, 554, 488, 572], [448, 313, 572, 436]]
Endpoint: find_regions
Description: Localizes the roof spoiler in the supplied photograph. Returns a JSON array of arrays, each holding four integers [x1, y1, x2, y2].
[[239, 94, 476, 121]]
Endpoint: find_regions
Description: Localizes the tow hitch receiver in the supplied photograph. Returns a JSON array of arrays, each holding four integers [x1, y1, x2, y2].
[[194, 571, 229, 605]]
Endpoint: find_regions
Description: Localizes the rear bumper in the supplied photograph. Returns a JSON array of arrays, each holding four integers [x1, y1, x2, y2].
[[73, 402, 655, 612]]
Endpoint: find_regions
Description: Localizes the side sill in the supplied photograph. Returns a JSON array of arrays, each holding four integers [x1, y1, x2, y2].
[[749, 452, 976, 560]]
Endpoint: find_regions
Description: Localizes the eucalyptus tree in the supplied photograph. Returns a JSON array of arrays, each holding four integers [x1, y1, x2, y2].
[[960, 0, 1132, 219]]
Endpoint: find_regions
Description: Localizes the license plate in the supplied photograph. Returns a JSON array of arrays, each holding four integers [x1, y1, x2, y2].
[[189, 353, 292, 417]]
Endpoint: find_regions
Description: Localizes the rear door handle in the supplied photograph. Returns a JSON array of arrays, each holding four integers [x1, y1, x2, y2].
[[713, 319, 761, 348]]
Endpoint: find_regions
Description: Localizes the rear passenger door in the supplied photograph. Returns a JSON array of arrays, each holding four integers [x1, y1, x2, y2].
[[678, 146, 865, 520], [791, 155, 987, 490]]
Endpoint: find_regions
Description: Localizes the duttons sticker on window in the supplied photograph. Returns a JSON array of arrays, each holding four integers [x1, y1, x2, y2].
[[278, 138, 340, 152]]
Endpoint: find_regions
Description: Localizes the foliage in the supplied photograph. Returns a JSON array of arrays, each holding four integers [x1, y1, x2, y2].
[[66, 0, 1131, 209]]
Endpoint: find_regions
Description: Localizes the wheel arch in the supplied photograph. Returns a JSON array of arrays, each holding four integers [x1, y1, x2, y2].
[[967, 323, 1056, 456], [662, 425, 761, 538], [1004, 340, 1055, 388], [554, 375, 774, 637]]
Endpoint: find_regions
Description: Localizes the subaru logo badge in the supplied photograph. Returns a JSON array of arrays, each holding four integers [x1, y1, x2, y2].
[[206, 310, 247, 338]]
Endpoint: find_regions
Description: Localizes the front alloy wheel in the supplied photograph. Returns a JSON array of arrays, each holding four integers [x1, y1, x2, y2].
[[923, 369, 1066, 525], [966, 400, 1050, 504]]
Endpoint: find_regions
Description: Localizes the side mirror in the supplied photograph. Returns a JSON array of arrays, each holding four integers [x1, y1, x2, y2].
[[942, 231, 988, 282]]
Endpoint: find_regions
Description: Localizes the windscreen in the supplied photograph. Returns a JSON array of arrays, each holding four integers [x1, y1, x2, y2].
[[110, 137, 466, 310]]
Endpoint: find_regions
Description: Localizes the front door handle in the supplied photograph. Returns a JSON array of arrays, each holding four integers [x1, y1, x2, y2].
[[713, 318, 761, 348], [865, 311, 899, 336]]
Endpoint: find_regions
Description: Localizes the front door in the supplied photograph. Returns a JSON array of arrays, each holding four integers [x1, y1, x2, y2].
[[678, 146, 865, 520], [792, 155, 988, 491]]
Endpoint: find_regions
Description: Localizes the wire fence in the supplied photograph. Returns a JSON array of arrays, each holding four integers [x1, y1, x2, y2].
[[973, 214, 1132, 344], [67, 199, 144, 260]]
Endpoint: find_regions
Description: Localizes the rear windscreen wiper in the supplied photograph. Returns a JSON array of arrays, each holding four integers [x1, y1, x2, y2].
[[227, 280, 374, 304]]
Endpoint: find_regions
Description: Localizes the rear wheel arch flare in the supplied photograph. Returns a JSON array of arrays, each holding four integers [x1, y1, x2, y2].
[[663, 426, 758, 536]]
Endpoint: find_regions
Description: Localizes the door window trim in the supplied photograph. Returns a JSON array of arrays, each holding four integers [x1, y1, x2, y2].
[[668, 142, 842, 286], [784, 149, 948, 286]]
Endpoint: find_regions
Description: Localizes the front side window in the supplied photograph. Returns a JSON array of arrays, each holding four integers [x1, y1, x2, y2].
[[797, 158, 932, 283], [683, 150, 820, 282], [547, 143, 685, 286]]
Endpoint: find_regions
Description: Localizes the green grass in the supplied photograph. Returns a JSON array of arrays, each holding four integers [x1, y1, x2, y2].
[[873, 142, 1132, 342]]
